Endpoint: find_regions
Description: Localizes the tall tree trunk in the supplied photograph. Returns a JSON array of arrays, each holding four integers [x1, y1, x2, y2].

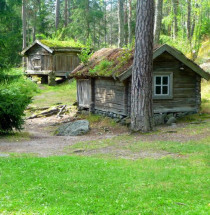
[[64, 0, 68, 27], [104, 0, 107, 46], [118, 0, 124, 48], [86, 0, 90, 39], [131, 0, 154, 132], [154, 0, 163, 45], [187, 0, 191, 42], [55, 0, 60, 30], [172, 0, 178, 39], [22, 0, 27, 68], [128, 0, 132, 45], [124, 0, 128, 45], [110, 0, 113, 46], [22, 0, 26, 50]]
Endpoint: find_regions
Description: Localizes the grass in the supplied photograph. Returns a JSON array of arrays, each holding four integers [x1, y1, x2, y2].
[[0, 151, 209, 214], [31, 80, 77, 108], [201, 80, 210, 113]]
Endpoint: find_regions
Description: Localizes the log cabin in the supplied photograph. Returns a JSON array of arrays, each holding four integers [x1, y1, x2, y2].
[[71, 44, 210, 121], [22, 40, 83, 85]]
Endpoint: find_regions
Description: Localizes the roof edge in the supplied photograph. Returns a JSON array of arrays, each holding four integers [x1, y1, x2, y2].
[[21, 40, 54, 55], [118, 44, 210, 81]]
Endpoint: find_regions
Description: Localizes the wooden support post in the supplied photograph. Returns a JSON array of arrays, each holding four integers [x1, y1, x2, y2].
[[41, 75, 48, 84], [48, 72, 56, 86], [89, 78, 95, 113]]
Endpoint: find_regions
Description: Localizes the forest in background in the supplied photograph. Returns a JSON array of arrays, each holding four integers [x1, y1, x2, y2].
[[0, 0, 209, 68]]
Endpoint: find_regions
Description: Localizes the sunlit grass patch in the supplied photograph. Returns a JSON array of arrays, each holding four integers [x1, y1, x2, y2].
[[0, 155, 209, 214]]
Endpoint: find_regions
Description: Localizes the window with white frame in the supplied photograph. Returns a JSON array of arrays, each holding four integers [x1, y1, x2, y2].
[[153, 73, 173, 99]]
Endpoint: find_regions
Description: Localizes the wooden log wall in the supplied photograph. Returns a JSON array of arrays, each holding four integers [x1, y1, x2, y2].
[[94, 79, 126, 115], [26, 44, 53, 73], [127, 52, 199, 115], [54, 53, 80, 76]]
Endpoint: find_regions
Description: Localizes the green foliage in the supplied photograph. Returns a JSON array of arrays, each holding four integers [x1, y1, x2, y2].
[[0, 68, 38, 134], [78, 37, 93, 64], [89, 60, 113, 76]]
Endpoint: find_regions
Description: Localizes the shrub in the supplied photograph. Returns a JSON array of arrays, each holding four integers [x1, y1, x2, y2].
[[0, 69, 37, 134]]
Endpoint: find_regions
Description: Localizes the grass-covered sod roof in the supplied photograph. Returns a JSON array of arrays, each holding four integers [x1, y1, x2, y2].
[[71, 44, 210, 80], [40, 39, 85, 48], [71, 48, 135, 78]]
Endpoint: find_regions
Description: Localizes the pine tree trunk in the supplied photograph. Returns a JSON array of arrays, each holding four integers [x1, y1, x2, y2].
[[22, 0, 26, 50], [118, 0, 124, 48], [22, 0, 27, 68], [64, 0, 68, 27], [124, 0, 128, 45], [55, 0, 60, 30], [128, 0, 132, 45], [110, 0, 113, 46], [86, 0, 90, 39], [172, 0, 178, 39], [104, 0, 107, 46], [187, 0, 191, 42], [154, 0, 163, 45], [131, 0, 154, 132]]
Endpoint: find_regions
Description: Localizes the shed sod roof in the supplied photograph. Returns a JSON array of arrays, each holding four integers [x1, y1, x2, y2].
[[71, 44, 210, 80], [40, 39, 85, 48], [21, 39, 85, 55]]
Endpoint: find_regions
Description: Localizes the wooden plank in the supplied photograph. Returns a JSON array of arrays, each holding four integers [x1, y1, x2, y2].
[[25, 70, 52, 75]]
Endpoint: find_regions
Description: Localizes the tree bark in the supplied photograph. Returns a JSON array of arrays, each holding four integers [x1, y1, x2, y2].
[[22, 0, 26, 50], [172, 0, 178, 39], [86, 0, 90, 39], [124, 0, 128, 45], [154, 0, 163, 45], [55, 0, 60, 30], [131, 0, 154, 132], [187, 0, 191, 41], [128, 0, 132, 45], [118, 0, 124, 48], [110, 0, 113, 46], [64, 0, 68, 27]]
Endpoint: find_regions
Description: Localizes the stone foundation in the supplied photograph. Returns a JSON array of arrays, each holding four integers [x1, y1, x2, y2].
[[78, 107, 196, 126]]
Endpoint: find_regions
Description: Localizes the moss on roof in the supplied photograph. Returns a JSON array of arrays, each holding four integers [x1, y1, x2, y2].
[[40, 39, 85, 48]]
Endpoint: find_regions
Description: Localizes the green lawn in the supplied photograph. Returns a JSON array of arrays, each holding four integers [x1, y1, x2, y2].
[[0, 139, 209, 215]]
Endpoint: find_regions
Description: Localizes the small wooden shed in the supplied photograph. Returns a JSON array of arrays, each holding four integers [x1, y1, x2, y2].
[[22, 40, 83, 85], [71, 44, 210, 119]]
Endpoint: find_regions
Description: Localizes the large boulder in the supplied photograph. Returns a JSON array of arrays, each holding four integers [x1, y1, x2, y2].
[[56, 120, 90, 136]]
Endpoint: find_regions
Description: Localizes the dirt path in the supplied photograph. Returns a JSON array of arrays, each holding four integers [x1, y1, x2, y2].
[[0, 116, 125, 157], [0, 115, 209, 158]]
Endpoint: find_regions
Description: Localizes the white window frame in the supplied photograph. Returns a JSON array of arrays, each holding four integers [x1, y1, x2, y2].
[[153, 72, 173, 99]]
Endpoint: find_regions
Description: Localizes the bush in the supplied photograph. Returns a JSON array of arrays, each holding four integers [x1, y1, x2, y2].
[[0, 69, 37, 134]]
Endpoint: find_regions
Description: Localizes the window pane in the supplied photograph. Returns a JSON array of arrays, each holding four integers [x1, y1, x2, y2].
[[163, 86, 168, 94], [156, 76, 161, 85], [163, 76, 168, 85], [156, 86, 161, 94]]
